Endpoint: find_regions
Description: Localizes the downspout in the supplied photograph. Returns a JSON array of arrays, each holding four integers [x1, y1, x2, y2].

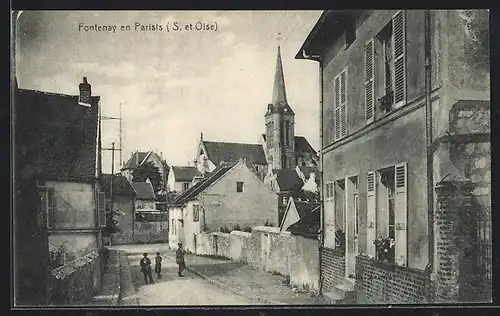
[[424, 10, 436, 282]]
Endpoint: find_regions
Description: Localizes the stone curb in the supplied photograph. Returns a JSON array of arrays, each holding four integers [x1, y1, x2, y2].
[[164, 255, 284, 305]]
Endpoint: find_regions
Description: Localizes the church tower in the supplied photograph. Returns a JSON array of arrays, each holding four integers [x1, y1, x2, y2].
[[265, 46, 295, 170]]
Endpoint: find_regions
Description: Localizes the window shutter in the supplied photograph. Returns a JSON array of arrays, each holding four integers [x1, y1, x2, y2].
[[394, 162, 408, 266], [340, 70, 348, 137], [98, 192, 106, 227], [366, 171, 376, 257], [324, 192, 336, 248], [38, 187, 47, 229], [392, 10, 406, 106], [47, 188, 55, 229], [364, 39, 375, 123], [334, 76, 341, 140]]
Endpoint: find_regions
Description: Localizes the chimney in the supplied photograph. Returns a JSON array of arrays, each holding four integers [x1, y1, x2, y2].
[[79, 77, 91, 105]]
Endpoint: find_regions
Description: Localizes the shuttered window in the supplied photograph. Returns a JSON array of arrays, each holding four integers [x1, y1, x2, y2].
[[334, 68, 348, 141], [392, 10, 406, 107], [98, 192, 106, 227], [394, 162, 408, 266], [364, 39, 375, 123], [366, 171, 376, 257]]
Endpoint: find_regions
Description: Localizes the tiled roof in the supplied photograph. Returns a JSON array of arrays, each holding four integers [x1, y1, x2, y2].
[[203, 141, 267, 165], [122, 152, 149, 170], [172, 162, 236, 206], [274, 168, 304, 192], [130, 182, 156, 200], [287, 206, 320, 239], [172, 166, 198, 182], [100, 174, 135, 197], [14, 88, 99, 180], [261, 134, 316, 155]]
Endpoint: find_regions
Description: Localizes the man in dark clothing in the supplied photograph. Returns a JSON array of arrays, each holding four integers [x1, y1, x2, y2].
[[155, 252, 162, 279], [140, 253, 154, 284], [176, 242, 186, 277]]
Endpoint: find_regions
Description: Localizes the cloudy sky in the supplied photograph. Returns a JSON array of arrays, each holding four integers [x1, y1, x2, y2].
[[16, 11, 322, 173]]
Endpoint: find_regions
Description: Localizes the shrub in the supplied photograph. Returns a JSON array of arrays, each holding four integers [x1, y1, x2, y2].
[[243, 225, 252, 233], [233, 224, 241, 231], [220, 225, 231, 233]]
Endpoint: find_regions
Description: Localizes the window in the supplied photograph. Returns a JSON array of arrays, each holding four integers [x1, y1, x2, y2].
[[364, 39, 375, 123], [236, 181, 244, 193], [97, 191, 106, 227], [367, 162, 408, 266], [193, 205, 200, 222], [375, 11, 406, 113], [38, 187, 55, 229], [183, 182, 190, 191], [334, 68, 348, 141]]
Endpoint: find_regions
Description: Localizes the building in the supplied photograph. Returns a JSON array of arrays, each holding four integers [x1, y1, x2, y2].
[[280, 198, 320, 233], [169, 159, 279, 253], [167, 165, 198, 193], [14, 77, 105, 304], [121, 150, 169, 192], [130, 181, 156, 213], [296, 10, 490, 303], [100, 174, 136, 245]]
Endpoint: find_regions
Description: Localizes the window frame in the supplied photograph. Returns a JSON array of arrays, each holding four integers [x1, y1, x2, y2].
[[236, 181, 244, 193]]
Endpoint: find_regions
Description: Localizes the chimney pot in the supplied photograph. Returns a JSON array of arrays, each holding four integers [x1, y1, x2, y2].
[[79, 77, 91, 105]]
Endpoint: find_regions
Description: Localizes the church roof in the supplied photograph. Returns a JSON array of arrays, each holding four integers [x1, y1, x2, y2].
[[203, 141, 267, 165], [272, 46, 288, 106], [261, 134, 317, 155]]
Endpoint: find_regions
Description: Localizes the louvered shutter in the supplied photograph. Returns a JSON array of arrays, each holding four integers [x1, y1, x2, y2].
[[366, 172, 376, 257], [394, 162, 408, 266], [324, 183, 336, 248], [334, 76, 341, 140], [392, 10, 406, 106], [47, 188, 55, 229], [340, 70, 347, 137], [98, 192, 106, 227], [38, 187, 47, 229], [364, 39, 375, 123]]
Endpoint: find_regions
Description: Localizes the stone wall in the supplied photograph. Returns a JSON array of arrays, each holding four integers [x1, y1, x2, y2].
[[47, 251, 101, 305], [133, 221, 168, 244], [194, 227, 319, 293]]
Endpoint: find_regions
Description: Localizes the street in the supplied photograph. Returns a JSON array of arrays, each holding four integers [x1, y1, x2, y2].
[[113, 245, 259, 305]]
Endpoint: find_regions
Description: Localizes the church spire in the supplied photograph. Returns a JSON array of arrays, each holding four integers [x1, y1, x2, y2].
[[272, 45, 287, 106]]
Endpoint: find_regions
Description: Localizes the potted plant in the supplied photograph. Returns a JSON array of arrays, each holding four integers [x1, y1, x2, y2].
[[373, 236, 395, 264], [377, 90, 394, 113]]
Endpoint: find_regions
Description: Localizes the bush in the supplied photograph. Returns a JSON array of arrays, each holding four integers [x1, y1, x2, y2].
[[220, 225, 231, 233], [243, 225, 252, 233], [233, 224, 241, 231]]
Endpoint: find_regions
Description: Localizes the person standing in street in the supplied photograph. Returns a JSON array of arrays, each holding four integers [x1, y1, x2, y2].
[[155, 252, 162, 279], [176, 242, 186, 277], [140, 253, 154, 285]]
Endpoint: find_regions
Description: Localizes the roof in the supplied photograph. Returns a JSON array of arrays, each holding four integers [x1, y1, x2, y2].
[[122, 151, 149, 170], [287, 206, 320, 239], [14, 88, 100, 180], [203, 141, 267, 165], [100, 174, 135, 197], [262, 134, 316, 155], [294, 201, 321, 218], [295, 11, 354, 59], [274, 168, 304, 192], [172, 162, 236, 206], [130, 182, 156, 200], [272, 46, 288, 106], [171, 166, 198, 182]]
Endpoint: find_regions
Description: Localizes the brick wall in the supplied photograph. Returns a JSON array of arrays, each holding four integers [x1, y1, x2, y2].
[[355, 255, 427, 304], [320, 247, 345, 292]]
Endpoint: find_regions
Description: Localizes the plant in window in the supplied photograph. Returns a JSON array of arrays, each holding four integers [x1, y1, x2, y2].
[[374, 236, 395, 263], [335, 229, 346, 254]]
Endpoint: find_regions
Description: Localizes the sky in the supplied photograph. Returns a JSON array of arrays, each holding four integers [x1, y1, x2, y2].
[[16, 11, 322, 173]]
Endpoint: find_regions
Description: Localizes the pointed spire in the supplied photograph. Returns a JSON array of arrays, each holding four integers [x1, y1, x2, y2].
[[272, 46, 287, 105]]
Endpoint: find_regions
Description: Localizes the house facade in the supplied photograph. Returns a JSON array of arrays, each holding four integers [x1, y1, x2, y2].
[[167, 165, 198, 193], [130, 181, 156, 213], [296, 10, 490, 303], [169, 160, 279, 253], [14, 77, 105, 304], [101, 174, 136, 245]]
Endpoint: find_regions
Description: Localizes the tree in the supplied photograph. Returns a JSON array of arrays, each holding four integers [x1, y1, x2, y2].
[[132, 161, 163, 193], [102, 203, 122, 238]]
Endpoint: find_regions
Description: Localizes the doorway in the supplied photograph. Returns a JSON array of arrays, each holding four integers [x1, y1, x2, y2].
[[345, 176, 359, 287]]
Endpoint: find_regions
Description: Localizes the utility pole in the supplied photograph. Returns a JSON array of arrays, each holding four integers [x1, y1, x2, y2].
[[100, 102, 124, 170]]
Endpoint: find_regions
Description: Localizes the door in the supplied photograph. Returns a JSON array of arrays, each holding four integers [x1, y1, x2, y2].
[[345, 176, 359, 287]]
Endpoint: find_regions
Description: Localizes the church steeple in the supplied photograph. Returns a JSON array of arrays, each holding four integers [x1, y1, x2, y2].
[[272, 46, 287, 106]]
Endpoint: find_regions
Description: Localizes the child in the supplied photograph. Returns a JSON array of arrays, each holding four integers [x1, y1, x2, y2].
[[155, 252, 162, 279]]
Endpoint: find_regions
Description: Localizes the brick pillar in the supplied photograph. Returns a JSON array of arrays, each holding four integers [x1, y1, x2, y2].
[[435, 179, 473, 302]]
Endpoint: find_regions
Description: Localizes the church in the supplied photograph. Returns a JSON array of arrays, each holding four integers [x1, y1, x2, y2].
[[193, 46, 319, 219]]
